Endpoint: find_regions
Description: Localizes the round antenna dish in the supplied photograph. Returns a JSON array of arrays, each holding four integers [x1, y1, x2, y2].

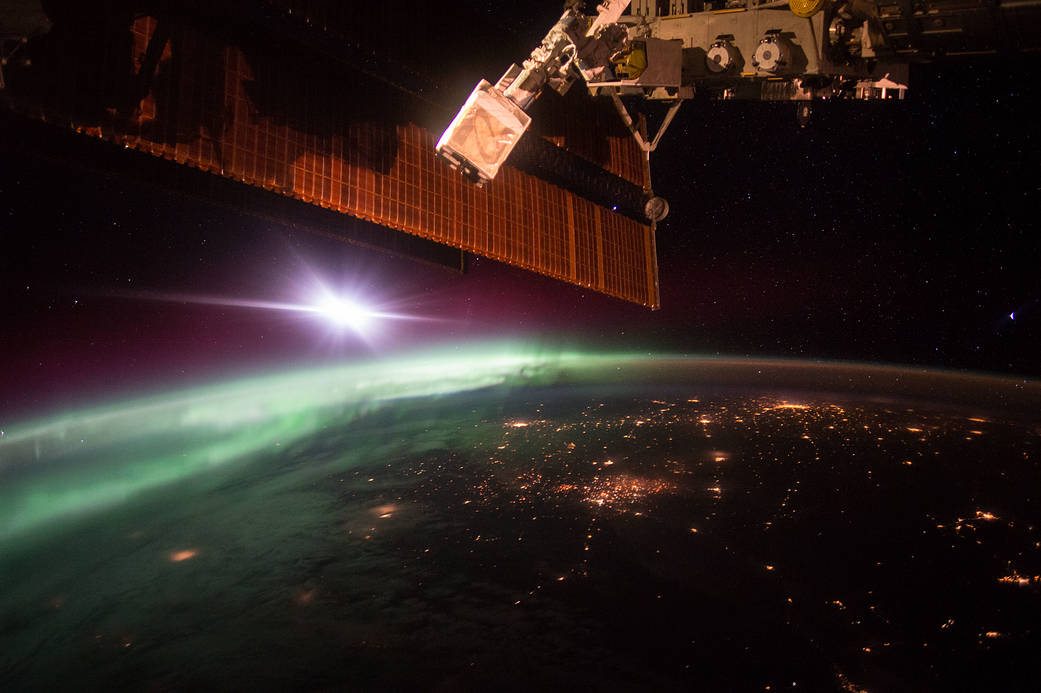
[[644, 196, 669, 223]]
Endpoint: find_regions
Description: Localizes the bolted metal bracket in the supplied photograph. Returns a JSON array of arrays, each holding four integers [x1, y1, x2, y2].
[[608, 92, 684, 155]]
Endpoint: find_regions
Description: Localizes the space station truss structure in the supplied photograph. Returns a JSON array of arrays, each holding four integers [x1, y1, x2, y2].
[[0, 4, 661, 308]]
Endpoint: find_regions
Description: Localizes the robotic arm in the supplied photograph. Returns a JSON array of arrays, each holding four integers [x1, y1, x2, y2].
[[435, 0, 636, 185], [439, 0, 1041, 192]]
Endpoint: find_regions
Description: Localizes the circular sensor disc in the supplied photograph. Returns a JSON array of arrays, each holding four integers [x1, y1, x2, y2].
[[789, 0, 826, 18]]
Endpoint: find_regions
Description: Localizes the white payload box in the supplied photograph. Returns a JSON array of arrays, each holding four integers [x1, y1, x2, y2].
[[435, 79, 532, 185]]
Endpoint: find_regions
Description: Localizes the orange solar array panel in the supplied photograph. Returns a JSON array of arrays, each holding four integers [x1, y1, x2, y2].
[[15, 16, 661, 308]]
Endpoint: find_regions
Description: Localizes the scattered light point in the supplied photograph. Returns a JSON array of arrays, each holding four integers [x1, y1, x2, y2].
[[169, 549, 198, 563]]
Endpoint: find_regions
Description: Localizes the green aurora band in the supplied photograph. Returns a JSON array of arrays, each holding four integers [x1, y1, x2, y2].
[[0, 344, 615, 541], [2, 342, 1038, 542]]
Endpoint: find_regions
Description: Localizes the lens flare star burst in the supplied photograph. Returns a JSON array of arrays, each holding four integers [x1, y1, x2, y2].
[[106, 266, 447, 344], [314, 296, 373, 332]]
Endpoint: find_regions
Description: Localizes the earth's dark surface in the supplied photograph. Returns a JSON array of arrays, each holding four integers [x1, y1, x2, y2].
[[2, 348, 1040, 691]]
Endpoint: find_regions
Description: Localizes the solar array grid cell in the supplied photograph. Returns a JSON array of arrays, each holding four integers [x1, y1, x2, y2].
[[51, 16, 660, 308]]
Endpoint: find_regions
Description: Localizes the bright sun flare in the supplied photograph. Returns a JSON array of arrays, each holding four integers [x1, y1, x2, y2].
[[316, 296, 372, 331]]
